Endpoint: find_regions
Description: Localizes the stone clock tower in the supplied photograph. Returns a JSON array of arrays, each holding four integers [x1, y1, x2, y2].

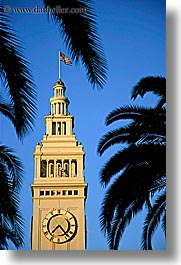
[[31, 79, 87, 250]]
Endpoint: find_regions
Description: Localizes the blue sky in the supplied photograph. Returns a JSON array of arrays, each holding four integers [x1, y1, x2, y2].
[[1, 0, 166, 250]]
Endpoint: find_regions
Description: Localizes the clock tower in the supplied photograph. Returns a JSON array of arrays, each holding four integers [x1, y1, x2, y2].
[[31, 79, 87, 250]]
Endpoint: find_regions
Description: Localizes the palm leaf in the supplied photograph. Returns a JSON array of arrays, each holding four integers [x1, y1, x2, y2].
[[43, 0, 107, 88], [97, 120, 165, 156], [0, 224, 23, 249], [100, 162, 165, 234], [161, 210, 166, 236], [131, 76, 166, 108], [99, 143, 165, 187], [141, 191, 166, 250], [0, 145, 23, 189], [0, 8, 36, 138], [106, 105, 165, 126], [108, 198, 146, 249], [150, 177, 166, 196], [0, 164, 24, 249], [0, 102, 16, 126]]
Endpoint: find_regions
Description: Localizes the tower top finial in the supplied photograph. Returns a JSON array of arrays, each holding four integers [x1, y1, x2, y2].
[[54, 79, 65, 87]]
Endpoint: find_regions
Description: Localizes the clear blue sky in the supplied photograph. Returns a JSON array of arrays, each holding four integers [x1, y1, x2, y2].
[[1, 0, 166, 250]]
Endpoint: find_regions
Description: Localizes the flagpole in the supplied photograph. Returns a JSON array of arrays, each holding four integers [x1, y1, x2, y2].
[[58, 51, 61, 80]]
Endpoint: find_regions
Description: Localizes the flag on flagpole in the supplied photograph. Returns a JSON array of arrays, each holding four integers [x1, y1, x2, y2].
[[60, 52, 72, 66]]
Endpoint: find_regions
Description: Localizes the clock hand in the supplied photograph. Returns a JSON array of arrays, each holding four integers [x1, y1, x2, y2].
[[58, 224, 69, 237], [51, 224, 59, 234]]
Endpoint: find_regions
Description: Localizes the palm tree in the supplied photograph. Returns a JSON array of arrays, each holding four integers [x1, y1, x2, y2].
[[0, 8, 37, 249], [97, 76, 166, 250]]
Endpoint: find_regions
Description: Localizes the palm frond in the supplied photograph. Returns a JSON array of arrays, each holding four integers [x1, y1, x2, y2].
[[100, 160, 165, 234], [131, 76, 166, 108], [141, 191, 166, 250], [161, 210, 166, 236], [0, 102, 16, 125], [0, 8, 37, 138], [0, 145, 23, 189], [150, 177, 166, 196], [105, 105, 164, 126], [99, 143, 165, 187], [0, 164, 24, 249], [0, 224, 23, 249], [97, 127, 130, 156], [108, 198, 145, 249], [43, 0, 107, 89], [98, 119, 165, 156]]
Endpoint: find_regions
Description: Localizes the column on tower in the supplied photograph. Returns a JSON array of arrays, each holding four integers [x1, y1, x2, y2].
[[46, 160, 49, 178], [54, 159, 57, 177]]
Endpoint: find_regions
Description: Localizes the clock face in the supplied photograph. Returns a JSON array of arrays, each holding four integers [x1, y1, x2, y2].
[[42, 209, 77, 244]]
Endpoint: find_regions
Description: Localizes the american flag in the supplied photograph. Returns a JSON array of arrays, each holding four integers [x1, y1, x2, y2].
[[60, 52, 72, 66]]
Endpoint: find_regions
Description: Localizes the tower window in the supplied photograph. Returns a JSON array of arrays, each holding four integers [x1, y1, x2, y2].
[[64, 160, 69, 177], [40, 191, 44, 196], [52, 122, 56, 135], [40, 160, 47, 178], [56, 89, 60, 96], [57, 122, 61, 135], [58, 103, 61, 114], [62, 190, 66, 195], [68, 190, 72, 195], [45, 191, 50, 196], [62, 103, 65, 114], [56, 161, 62, 177], [74, 190, 78, 195], [49, 161, 54, 177], [71, 160, 77, 177], [62, 122, 66, 135], [51, 190, 55, 196]]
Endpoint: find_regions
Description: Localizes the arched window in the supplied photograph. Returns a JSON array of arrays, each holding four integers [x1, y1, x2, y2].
[[64, 160, 69, 177], [40, 160, 47, 178], [62, 103, 65, 114], [56, 160, 62, 177], [62, 122, 66, 135], [52, 122, 56, 135], [57, 122, 61, 135], [49, 161, 54, 177], [71, 160, 77, 177]]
